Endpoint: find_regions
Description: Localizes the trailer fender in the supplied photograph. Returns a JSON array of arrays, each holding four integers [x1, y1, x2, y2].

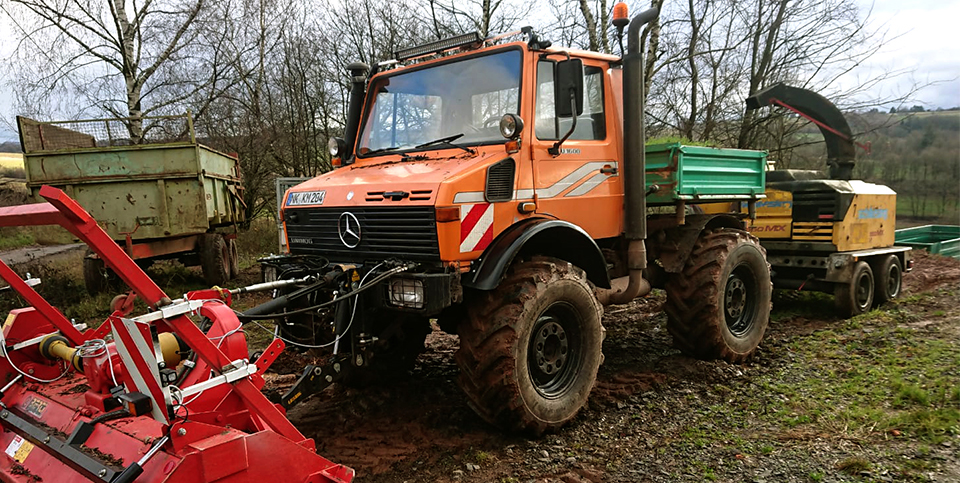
[[463, 219, 611, 290], [652, 214, 745, 273]]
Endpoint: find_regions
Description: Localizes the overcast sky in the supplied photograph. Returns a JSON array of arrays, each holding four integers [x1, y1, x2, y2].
[[0, 0, 957, 142]]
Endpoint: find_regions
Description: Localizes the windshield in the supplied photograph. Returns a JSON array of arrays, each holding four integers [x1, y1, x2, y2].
[[357, 49, 522, 156]]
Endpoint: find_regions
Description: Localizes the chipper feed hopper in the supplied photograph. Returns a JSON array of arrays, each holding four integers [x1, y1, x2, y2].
[[0, 186, 353, 482]]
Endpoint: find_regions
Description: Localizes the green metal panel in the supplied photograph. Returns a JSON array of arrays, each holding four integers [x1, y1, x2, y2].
[[24, 144, 199, 184], [644, 143, 767, 205], [895, 225, 960, 258]]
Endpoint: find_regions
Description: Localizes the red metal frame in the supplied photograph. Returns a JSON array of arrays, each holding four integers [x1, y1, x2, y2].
[[0, 186, 354, 482]]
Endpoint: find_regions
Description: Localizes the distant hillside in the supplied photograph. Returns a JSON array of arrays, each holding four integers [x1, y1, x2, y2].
[[0, 142, 21, 153], [783, 110, 959, 224]]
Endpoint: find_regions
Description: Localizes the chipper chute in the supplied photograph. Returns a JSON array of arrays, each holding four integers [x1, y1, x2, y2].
[[0, 186, 354, 482]]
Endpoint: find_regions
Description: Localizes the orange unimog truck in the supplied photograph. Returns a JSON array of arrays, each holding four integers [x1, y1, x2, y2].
[[253, 5, 772, 434]]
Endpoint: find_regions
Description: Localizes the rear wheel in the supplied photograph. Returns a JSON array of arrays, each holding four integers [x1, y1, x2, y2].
[[871, 255, 902, 306], [456, 257, 603, 435], [200, 233, 230, 286], [228, 238, 240, 279], [835, 261, 874, 317], [665, 228, 772, 363]]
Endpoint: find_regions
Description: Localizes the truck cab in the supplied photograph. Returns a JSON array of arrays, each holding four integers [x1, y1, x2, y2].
[[281, 39, 625, 304]]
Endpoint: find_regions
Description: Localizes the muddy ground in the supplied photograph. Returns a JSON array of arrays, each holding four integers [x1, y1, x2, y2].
[[1, 239, 956, 483], [255, 251, 959, 483]]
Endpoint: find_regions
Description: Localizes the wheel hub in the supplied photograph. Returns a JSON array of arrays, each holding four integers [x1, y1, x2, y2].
[[533, 320, 568, 375], [724, 268, 757, 337], [725, 277, 746, 319]]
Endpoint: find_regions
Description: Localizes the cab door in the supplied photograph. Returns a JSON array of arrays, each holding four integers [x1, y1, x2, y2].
[[527, 58, 623, 239]]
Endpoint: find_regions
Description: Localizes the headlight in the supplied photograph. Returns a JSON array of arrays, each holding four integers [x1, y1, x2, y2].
[[387, 278, 424, 309], [328, 137, 347, 157], [499, 113, 524, 139]]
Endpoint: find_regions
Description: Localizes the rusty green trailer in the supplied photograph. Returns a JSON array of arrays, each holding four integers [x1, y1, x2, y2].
[[18, 114, 245, 292]]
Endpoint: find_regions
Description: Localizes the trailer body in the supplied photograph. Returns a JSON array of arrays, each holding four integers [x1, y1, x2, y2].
[[18, 115, 245, 288]]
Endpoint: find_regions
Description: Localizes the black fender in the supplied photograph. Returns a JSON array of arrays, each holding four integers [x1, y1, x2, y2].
[[463, 218, 611, 291], [650, 214, 745, 274]]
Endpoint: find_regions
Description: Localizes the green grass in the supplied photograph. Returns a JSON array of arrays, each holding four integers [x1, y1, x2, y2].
[[897, 193, 960, 222], [0, 230, 35, 250]]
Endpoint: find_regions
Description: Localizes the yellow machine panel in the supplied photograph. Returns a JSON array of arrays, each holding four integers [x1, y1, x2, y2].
[[745, 217, 793, 238], [833, 192, 896, 251], [744, 188, 793, 239]]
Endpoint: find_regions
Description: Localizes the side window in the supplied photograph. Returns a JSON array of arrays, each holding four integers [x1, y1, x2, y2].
[[535, 62, 607, 141]]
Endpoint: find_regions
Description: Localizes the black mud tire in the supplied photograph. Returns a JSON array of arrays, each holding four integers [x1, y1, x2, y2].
[[341, 315, 432, 387], [835, 261, 874, 318], [228, 238, 240, 279], [83, 256, 109, 295], [871, 255, 902, 307], [665, 228, 772, 363], [455, 256, 603, 435], [200, 233, 230, 286]]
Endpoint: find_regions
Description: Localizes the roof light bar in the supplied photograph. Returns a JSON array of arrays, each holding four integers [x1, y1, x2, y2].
[[394, 32, 483, 61]]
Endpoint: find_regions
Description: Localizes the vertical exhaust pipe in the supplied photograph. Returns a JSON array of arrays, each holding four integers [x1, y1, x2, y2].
[[598, 7, 659, 306], [343, 62, 370, 162]]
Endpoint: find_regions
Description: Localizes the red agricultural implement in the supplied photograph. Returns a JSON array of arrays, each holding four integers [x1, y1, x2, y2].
[[0, 186, 353, 482]]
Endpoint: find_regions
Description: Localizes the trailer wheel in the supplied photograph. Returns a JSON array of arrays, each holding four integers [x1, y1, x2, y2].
[[665, 228, 771, 363], [456, 257, 603, 435], [200, 233, 230, 286], [228, 238, 240, 278], [83, 256, 109, 295], [835, 261, 874, 317], [871, 255, 902, 306]]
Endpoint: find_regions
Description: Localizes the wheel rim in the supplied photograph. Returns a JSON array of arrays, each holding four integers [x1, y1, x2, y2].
[[528, 302, 583, 399], [886, 263, 901, 298], [725, 265, 758, 337], [855, 270, 872, 309]]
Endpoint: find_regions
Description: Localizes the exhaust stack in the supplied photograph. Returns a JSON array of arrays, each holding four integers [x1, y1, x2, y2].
[[343, 62, 370, 161], [598, 6, 659, 306]]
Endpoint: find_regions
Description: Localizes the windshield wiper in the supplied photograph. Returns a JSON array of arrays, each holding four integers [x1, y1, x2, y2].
[[415, 133, 474, 154], [362, 146, 401, 156]]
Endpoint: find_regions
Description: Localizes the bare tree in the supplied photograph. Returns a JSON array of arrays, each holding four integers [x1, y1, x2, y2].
[[2, 0, 217, 141]]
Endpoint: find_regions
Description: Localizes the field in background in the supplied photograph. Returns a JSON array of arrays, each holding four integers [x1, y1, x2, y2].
[[0, 153, 23, 170]]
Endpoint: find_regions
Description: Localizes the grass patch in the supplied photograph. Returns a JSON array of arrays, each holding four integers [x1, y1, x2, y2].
[[836, 456, 871, 475], [0, 230, 35, 250]]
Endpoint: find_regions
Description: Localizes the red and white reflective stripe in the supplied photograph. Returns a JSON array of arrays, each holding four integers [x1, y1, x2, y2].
[[111, 317, 170, 424], [460, 203, 493, 253]]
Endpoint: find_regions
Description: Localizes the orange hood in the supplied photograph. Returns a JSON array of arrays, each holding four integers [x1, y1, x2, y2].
[[285, 148, 505, 208]]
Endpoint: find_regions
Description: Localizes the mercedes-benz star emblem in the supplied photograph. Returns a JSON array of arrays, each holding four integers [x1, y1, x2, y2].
[[338, 212, 361, 248]]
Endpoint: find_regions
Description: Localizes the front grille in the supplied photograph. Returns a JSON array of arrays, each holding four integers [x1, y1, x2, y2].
[[285, 206, 439, 262], [793, 190, 839, 221]]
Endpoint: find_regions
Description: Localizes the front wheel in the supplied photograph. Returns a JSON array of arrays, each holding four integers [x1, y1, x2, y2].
[[665, 228, 772, 363], [456, 257, 603, 435]]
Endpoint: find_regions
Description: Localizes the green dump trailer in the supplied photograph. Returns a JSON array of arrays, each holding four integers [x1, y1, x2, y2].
[[17, 114, 245, 293], [895, 225, 960, 259]]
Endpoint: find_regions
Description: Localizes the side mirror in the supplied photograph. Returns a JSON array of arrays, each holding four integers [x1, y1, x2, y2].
[[555, 59, 584, 118]]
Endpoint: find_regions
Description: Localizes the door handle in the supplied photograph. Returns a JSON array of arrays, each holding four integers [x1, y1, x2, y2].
[[600, 165, 618, 175]]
